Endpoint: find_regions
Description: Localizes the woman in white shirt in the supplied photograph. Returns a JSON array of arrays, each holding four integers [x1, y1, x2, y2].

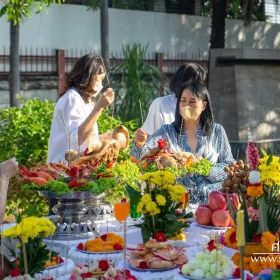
[[48, 54, 114, 163], [134, 63, 206, 147]]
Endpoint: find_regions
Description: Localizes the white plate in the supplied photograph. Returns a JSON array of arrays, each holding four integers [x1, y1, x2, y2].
[[180, 274, 237, 280], [44, 263, 63, 270], [128, 263, 179, 272], [76, 248, 123, 254], [197, 224, 230, 230]]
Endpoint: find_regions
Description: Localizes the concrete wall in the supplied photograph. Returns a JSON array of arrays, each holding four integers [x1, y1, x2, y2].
[[208, 49, 280, 142], [0, 5, 280, 58], [0, 76, 58, 108]]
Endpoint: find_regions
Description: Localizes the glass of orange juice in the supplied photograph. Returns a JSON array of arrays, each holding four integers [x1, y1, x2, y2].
[[179, 191, 190, 210], [114, 198, 130, 231]]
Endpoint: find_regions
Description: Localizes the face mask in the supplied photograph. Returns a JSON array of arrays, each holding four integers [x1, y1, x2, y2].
[[180, 106, 201, 120], [92, 81, 103, 97]]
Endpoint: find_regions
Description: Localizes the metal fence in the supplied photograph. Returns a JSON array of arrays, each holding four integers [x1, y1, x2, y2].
[[0, 47, 208, 77], [0, 47, 57, 75]]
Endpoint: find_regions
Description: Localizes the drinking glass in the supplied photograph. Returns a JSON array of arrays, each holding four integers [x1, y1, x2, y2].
[[130, 202, 141, 221], [113, 200, 130, 231], [179, 191, 190, 210]]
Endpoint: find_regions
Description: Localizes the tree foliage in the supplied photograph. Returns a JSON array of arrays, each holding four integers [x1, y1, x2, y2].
[[0, 0, 61, 24], [111, 43, 162, 126]]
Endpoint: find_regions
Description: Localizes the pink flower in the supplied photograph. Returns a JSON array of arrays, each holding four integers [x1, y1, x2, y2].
[[248, 207, 259, 221], [246, 142, 259, 170]]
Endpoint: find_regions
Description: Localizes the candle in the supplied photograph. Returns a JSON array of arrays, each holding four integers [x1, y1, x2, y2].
[[237, 210, 245, 247]]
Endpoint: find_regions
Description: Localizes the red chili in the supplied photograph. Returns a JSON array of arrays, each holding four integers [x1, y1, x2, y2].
[[19, 166, 33, 177], [106, 161, 114, 168]]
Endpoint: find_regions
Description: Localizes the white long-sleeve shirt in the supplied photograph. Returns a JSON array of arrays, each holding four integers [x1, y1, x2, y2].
[[47, 88, 98, 163], [142, 94, 177, 135]]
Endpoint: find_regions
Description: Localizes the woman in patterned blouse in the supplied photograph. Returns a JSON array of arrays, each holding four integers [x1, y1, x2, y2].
[[130, 82, 234, 204]]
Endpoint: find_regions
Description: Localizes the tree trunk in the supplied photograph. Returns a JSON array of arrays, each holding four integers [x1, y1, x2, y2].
[[210, 0, 227, 49], [100, 0, 109, 64], [9, 22, 20, 107]]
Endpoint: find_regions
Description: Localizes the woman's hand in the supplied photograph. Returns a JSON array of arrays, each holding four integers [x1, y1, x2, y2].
[[134, 128, 148, 147], [95, 88, 115, 110]]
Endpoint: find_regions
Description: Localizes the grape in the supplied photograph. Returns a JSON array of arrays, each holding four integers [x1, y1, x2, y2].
[[200, 262, 210, 273], [194, 269, 205, 278], [181, 264, 191, 275]]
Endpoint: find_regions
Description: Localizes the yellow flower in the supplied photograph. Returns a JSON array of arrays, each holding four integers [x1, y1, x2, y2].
[[167, 185, 183, 201], [156, 195, 166, 206], [137, 201, 145, 213], [1, 217, 56, 243], [224, 228, 237, 249], [261, 232, 276, 251], [259, 155, 280, 186], [145, 202, 160, 216], [247, 185, 264, 197], [141, 194, 152, 205], [139, 172, 154, 182]]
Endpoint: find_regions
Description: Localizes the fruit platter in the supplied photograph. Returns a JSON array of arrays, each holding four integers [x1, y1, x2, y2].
[[70, 260, 137, 280], [127, 239, 188, 271], [195, 191, 240, 229], [76, 232, 124, 253], [44, 255, 64, 269], [181, 240, 252, 280]]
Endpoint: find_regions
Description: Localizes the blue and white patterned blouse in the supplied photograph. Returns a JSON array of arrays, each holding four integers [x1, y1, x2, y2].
[[130, 123, 235, 204]]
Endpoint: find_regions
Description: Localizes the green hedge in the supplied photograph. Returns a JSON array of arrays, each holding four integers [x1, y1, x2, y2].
[[0, 98, 137, 217]]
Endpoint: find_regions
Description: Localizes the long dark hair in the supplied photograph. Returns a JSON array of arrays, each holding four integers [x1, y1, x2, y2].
[[61, 54, 105, 97], [174, 82, 214, 136], [169, 63, 206, 98]]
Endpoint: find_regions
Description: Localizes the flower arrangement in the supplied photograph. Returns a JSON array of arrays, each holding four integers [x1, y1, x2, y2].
[[224, 142, 280, 274], [1, 216, 56, 276], [129, 170, 193, 242]]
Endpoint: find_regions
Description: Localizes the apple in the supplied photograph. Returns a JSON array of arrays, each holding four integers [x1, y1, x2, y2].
[[208, 191, 227, 211], [195, 206, 213, 225], [212, 209, 231, 227]]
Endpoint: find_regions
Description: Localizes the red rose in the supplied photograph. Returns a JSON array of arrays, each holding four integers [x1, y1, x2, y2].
[[113, 243, 123, 250], [10, 268, 21, 277], [138, 261, 148, 269], [80, 272, 94, 279], [233, 267, 241, 278], [76, 243, 83, 250], [155, 232, 167, 242], [100, 234, 108, 241], [98, 260, 110, 271], [158, 139, 167, 149], [207, 240, 217, 252]]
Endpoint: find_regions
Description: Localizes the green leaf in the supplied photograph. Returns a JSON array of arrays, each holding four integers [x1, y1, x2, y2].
[[0, 5, 8, 17], [126, 183, 141, 204], [257, 196, 269, 233], [141, 227, 151, 243], [165, 214, 177, 221], [267, 154, 273, 166]]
